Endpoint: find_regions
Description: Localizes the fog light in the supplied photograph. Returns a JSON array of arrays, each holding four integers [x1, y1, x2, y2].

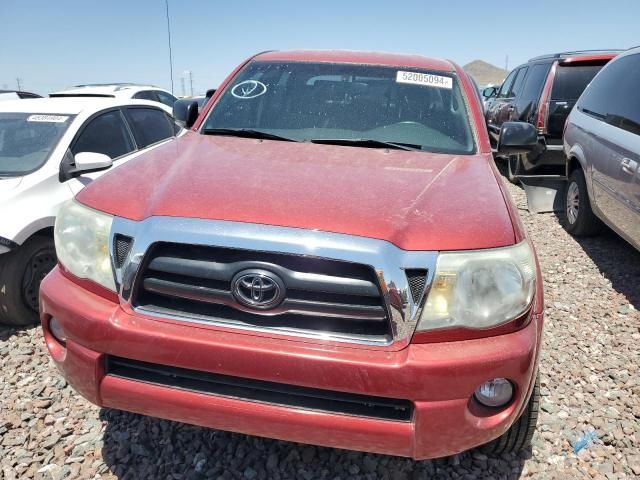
[[474, 378, 513, 408], [49, 317, 67, 345]]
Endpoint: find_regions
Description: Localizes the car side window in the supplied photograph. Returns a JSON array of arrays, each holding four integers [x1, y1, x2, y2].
[[133, 90, 160, 102], [156, 91, 177, 107], [125, 107, 175, 148], [509, 67, 529, 98], [578, 54, 640, 134], [71, 110, 134, 159], [518, 63, 550, 106], [497, 70, 518, 98]]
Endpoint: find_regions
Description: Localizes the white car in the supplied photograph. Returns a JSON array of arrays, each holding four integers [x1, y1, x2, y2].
[[0, 97, 181, 325], [49, 83, 178, 108]]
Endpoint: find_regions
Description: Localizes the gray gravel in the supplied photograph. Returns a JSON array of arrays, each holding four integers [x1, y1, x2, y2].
[[1, 168, 639, 479]]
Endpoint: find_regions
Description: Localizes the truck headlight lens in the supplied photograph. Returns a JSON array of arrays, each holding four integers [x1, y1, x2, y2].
[[54, 201, 115, 291], [417, 241, 535, 331]]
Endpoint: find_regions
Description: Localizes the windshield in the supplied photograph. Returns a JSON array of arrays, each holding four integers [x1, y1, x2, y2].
[[0, 113, 72, 176], [202, 61, 476, 154]]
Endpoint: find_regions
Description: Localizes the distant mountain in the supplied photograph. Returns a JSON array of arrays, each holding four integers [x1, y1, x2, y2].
[[463, 60, 509, 86]]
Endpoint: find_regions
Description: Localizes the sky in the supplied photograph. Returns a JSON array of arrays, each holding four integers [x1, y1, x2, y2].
[[1, 0, 639, 96]]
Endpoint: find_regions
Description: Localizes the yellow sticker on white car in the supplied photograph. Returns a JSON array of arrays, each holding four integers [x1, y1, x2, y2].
[[27, 115, 69, 123], [396, 71, 453, 89]]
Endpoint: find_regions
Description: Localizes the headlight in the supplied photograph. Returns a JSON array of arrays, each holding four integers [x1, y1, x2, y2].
[[54, 200, 115, 291], [417, 241, 535, 331]]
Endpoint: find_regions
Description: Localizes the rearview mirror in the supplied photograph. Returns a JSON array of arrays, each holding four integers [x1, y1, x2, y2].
[[482, 86, 497, 99], [497, 122, 539, 155], [73, 152, 113, 172], [173, 99, 199, 129]]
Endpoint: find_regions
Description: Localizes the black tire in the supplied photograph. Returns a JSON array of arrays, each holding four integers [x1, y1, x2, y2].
[[561, 168, 602, 236], [507, 155, 520, 184], [0, 236, 56, 326], [483, 373, 540, 455]]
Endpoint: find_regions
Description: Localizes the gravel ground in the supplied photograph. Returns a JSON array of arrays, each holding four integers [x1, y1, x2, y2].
[[1, 168, 639, 480]]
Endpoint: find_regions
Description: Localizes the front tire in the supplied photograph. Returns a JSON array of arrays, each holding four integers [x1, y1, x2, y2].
[[0, 236, 56, 326], [561, 168, 602, 236], [483, 373, 540, 455]]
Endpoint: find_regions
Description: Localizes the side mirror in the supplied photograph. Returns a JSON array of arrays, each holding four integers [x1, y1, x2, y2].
[[482, 86, 497, 99], [205, 88, 216, 99], [173, 99, 199, 129], [73, 152, 113, 172], [497, 122, 539, 155]]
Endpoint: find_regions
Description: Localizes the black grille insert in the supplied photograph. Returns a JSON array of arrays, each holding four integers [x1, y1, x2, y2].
[[405, 269, 428, 304], [114, 235, 133, 268], [133, 243, 392, 340], [106, 356, 413, 421]]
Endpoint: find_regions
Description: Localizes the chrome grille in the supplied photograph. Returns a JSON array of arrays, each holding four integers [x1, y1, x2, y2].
[[133, 242, 392, 340]]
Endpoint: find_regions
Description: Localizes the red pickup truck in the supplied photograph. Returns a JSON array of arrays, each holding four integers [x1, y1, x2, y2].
[[41, 50, 544, 459]]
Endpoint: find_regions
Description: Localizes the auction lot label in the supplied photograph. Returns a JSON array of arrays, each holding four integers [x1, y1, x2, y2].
[[396, 71, 453, 89], [27, 115, 69, 123]]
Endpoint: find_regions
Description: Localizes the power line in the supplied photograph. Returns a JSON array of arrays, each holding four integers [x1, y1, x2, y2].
[[165, 0, 174, 94]]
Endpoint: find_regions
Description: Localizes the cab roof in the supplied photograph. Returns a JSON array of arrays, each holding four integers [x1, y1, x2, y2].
[[254, 50, 457, 72], [0, 97, 166, 115]]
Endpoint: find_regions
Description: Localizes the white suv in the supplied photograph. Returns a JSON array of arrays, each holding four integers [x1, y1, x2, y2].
[[0, 97, 181, 325], [49, 83, 178, 108]]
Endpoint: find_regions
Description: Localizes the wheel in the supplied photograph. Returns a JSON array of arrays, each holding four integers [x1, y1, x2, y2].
[[483, 373, 540, 455], [561, 168, 602, 236], [507, 155, 520, 184], [0, 236, 56, 326]]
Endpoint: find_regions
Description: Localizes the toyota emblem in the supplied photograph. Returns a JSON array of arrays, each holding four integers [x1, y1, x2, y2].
[[231, 269, 285, 310]]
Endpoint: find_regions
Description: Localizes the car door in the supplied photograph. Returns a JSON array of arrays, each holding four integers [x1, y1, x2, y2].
[[576, 53, 640, 247], [486, 68, 519, 145], [68, 109, 136, 194], [512, 63, 550, 124]]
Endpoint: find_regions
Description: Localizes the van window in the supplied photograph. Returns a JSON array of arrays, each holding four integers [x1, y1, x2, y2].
[[578, 54, 640, 135]]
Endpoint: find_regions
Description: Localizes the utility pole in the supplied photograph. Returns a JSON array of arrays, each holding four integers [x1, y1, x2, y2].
[[184, 70, 193, 97], [16, 77, 22, 90], [165, 0, 174, 94], [180, 77, 186, 97]]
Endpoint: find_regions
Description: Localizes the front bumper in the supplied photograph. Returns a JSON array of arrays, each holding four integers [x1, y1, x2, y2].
[[40, 267, 542, 460]]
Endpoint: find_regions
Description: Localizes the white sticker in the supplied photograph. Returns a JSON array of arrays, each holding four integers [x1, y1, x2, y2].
[[396, 71, 453, 89], [27, 115, 69, 123], [231, 80, 267, 99]]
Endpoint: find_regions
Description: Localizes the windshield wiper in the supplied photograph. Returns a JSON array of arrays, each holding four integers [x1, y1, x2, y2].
[[202, 128, 298, 142], [309, 138, 421, 151]]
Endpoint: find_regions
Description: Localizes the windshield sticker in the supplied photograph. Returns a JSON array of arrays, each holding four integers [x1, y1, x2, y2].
[[231, 80, 267, 99], [27, 114, 69, 123], [396, 71, 453, 90]]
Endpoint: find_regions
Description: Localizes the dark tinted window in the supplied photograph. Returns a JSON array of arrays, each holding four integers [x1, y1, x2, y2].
[[519, 63, 550, 104], [510, 67, 528, 98], [551, 64, 606, 100], [497, 69, 517, 98], [125, 107, 174, 148], [578, 54, 640, 134], [156, 91, 177, 107], [133, 90, 159, 102], [72, 110, 134, 159]]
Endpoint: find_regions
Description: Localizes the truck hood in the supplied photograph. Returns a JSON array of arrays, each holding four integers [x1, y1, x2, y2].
[[0, 176, 22, 200], [77, 133, 515, 251]]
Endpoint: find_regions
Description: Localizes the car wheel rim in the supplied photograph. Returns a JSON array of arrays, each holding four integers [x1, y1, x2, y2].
[[22, 249, 57, 312], [566, 181, 580, 225]]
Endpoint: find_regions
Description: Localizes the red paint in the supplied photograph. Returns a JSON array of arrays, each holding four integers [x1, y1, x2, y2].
[[41, 268, 540, 459], [559, 53, 618, 65], [43, 51, 543, 459], [77, 135, 514, 251]]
